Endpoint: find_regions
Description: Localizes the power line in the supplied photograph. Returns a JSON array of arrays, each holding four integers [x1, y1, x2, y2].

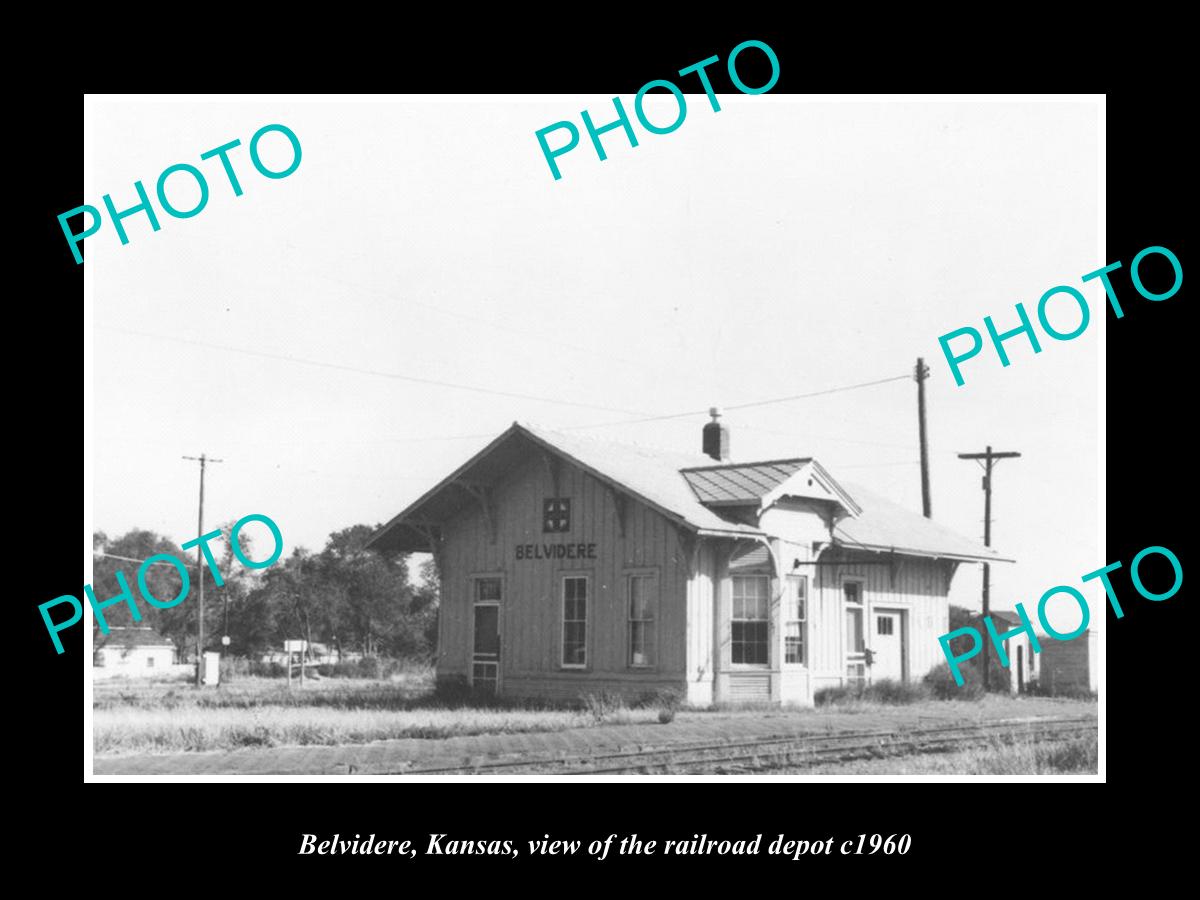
[[563, 373, 913, 430], [100, 326, 916, 441], [178, 231, 685, 383], [310, 270, 687, 383], [727, 373, 914, 411], [740, 423, 916, 451], [99, 325, 916, 444], [100, 326, 648, 417], [835, 460, 921, 469]]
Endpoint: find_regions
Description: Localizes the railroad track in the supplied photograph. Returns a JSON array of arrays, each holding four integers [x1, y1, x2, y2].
[[391, 715, 1097, 775]]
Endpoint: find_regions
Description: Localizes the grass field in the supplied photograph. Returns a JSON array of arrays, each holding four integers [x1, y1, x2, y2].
[[94, 673, 1097, 776], [93, 675, 662, 754], [773, 731, 1098, 775]]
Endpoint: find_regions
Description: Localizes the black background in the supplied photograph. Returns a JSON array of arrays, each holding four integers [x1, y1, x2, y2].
[[20, 23, 1187, 884]]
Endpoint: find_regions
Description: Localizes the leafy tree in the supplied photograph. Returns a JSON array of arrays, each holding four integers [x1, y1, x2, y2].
[[91, 522, 439, 665], [91, 525, 258, 659], [91, 529, 189, 649], [317, 525, 417, 657], [946, 604, 1013, 693]]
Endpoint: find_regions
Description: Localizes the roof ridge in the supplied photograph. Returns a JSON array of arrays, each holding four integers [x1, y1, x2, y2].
[[681, 457, 813, 472], [517, 421, 715, 461]]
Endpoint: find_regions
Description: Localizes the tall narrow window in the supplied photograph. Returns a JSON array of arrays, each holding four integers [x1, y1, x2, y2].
[[846, 607, 864, 653], [785, 575, 807, 665], [731, 575, 769, 665], [561, 575, 588, 667], [844, 579, 865, 685], [628, 574, 657, 667], [472, 577, 501, 695]]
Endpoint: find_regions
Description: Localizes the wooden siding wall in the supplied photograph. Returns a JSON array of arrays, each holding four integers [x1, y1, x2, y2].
[[684, 542, 717, 703], [438, 454, 691, 701], [1039, 631, 1095, 693], [809, 549, 956, 690]]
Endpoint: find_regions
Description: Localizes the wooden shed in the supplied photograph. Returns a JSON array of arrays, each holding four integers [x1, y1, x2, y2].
[[367, 416, 1009, 706], [1037, 629, 1097, 695]]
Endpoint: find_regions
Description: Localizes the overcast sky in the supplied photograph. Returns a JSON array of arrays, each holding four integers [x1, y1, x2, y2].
[[86, 96, 1101, 631]]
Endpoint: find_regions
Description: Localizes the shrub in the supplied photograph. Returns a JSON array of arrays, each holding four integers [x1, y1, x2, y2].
[[924, 663, 985, 700], [581, 691, 626, 724], [636, 688, 683, 711], [923, 653, 1013, 700], [244, 661, 286, 678], [815, 679, 930, 706], [433, 675, 474, 705], [865, 678, 930, 704], [814, 683, 862, 706], [657, 708, 676, 724]]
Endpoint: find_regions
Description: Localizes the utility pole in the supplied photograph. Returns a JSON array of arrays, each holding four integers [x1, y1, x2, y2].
[[915, 358, 932, 518], [957, 445, 1021, 691], [183, 453, 222, 687]]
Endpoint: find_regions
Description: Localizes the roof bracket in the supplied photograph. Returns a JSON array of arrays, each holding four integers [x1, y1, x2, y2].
[[607, 486, 629, 538], [675, 529, 702, 576], [406, 522, 445, 564], [453, 481, 497, 544]]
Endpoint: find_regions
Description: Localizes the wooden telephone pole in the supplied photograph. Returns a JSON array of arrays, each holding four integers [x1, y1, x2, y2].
[[915, 358, 932, 518], [183, 453, 222, 686], [956, 445, 1020, 691]]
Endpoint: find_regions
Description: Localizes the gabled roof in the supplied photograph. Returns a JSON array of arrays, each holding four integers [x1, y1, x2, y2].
[[367, 423, 764, 553], [682, 458, 862, 517], [96, 626, 175, 649], [366, 422, 1007, 565], [833, 481, 1010, 563]]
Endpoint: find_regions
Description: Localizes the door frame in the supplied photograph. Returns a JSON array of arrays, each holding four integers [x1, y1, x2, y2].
[[469, 574, 503, 694], [869, 606, 908, 683], [841, 576, 868, 685]]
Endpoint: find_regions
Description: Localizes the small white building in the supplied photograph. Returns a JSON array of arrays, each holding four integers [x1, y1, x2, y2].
[[93, 626, 176, 675]]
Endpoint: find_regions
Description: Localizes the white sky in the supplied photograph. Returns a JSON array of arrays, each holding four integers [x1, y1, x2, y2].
[[87, 96, 1101, 631]]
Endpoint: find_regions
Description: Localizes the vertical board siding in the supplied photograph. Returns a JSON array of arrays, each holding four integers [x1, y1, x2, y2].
[[438, 454, 689, 701], [811, 550, 956, 684], [685, 542, 716, 688], [433, 454, 962, 704]]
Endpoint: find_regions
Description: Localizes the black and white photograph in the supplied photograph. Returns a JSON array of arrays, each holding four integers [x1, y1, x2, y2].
[[73, 90, 1110, 780]]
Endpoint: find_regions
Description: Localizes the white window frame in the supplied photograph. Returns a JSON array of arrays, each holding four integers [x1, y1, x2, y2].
[[626, 568, 659, 669], [784, 574, 808, 667], [731, 574, 770, 668], [560, 573, 590, 669], [843, 576, 867, 684]]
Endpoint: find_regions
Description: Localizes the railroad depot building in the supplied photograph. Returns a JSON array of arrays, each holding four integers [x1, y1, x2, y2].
[[367, 417, 1008, 706]]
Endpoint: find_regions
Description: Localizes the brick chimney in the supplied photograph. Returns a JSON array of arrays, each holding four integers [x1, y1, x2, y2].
[[702, 407, 730, 461]]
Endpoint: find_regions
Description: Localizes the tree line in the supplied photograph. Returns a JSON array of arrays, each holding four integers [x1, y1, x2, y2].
[[91, 523, 437, 661]]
